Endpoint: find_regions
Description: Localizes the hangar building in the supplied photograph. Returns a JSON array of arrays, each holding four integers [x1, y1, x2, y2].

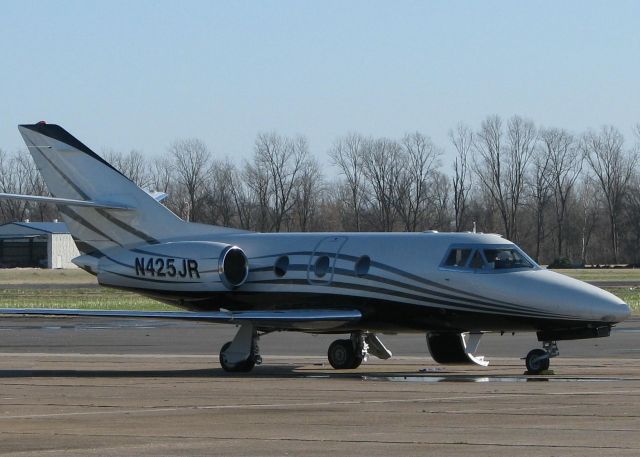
[[0, 221, 80, 269]]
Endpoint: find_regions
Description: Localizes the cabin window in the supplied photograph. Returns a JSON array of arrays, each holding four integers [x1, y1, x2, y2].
[[274, 256, 289, 277], [483, 248, 534, 269], [314, 255, 330, 277], [443, 248, 472, 268], [355, 255, 371, 276]]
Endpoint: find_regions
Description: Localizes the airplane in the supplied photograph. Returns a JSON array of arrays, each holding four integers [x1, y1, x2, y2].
[[0, 122, 631, 374]]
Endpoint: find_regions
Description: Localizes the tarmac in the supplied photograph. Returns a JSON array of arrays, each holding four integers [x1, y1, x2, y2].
[[1, 316, 639, 456]]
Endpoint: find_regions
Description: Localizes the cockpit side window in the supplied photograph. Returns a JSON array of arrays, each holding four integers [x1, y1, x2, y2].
[[443, 248, 472, 268], [469, 250, 485, 269]]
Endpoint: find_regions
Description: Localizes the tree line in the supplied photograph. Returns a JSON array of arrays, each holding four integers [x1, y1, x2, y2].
[[1, 115, 638, 266]]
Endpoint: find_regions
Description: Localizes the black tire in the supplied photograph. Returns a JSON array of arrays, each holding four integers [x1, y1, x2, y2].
[[219, 341, 256, 373], [350, 354, 364, 369], [219, 341, 234, 372], [328, 339, 357, 369], [525, 348, 550, 373], [235, 357, 256, 373]]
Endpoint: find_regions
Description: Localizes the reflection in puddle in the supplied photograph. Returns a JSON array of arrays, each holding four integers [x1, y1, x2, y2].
[[362, 375, 624, 383]]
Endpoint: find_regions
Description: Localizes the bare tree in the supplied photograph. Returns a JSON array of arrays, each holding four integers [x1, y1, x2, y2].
[[291, 157, 324, 231], [361, 138, 402, 231], [529, 144, 552, 262], [15, 153, 55, 222], [104, 149, 150, 189], [150, 154, 175, 194], [203, 160, 239, 227], [243, 158, 271, 231], [473, 115, 536, 240], [225, 164, 254, 230], [540, 128, 582, 258], [505, 116, 537, 241], [394, 132, 441, 232], [329, 133, 366, 231], [428, 171, 451, 230], [0, 150, 31, 222], [582, 126, 638, 263], [623, 124, 640, 265], [623, 172, 640, 265], [577, 178, 601, 265], [169, 138, 212, 222], [252, 132, 308, 232], [449, 123, 473, 231]]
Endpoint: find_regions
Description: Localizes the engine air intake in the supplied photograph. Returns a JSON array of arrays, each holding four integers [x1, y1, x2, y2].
[[219, 246, 249, 288]]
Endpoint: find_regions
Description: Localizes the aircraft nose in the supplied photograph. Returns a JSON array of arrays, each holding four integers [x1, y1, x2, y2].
[[594, 297, 631, 323]]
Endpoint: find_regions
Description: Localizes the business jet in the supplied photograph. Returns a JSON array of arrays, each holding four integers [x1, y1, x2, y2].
[[0, 123, 631, 374]]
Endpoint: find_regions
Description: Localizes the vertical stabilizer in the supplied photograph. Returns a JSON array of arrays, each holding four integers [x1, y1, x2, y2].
[[17, 123, 216, 254]]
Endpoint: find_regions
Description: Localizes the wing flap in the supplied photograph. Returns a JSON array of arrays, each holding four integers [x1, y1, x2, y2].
[[0, 308, 362, 331]]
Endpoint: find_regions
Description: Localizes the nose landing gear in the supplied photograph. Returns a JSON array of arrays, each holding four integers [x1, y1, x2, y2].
[[525, 341, 559, 374]]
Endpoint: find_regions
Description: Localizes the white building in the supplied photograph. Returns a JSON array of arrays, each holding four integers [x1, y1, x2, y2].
[[0, 221, 80, 269]]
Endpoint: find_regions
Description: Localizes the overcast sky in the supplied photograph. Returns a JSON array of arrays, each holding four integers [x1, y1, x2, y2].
[[1, 0, 639, 171]]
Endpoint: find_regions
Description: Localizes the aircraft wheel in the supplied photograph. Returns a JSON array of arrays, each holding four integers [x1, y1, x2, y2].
[[328, 339, 359, 369], [525, 348, 550, 374], [219, 341, 256, 373], [350, 353, 364, 369]]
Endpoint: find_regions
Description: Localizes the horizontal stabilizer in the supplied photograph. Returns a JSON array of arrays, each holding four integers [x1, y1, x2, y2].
[[144, 190, 168, 202], [0, 193, 133, 210], [0, 308, 362, 331]]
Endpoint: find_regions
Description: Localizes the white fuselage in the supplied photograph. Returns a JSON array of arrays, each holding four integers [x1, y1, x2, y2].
[[91, 231, 630, 333]]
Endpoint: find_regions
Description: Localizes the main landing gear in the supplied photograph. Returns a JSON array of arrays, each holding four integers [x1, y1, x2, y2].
[[219, 324, 262, 373], [219, 327, 392, 373], [327, 332, 392, 369], [525, 341, 559, 374]]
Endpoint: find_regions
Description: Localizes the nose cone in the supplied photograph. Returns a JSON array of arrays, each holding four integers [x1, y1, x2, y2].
[[596, 297, 631, 324], [469, 269, 632, 323], [540, 270, 632, 323]]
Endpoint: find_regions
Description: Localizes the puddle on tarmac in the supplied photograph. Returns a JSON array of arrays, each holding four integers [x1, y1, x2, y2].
[[361, 375, 625, 383]]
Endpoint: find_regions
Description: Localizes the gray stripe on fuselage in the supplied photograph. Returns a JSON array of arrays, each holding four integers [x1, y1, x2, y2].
[[247, 277, 573, 320], [248, 251, 541, 313]]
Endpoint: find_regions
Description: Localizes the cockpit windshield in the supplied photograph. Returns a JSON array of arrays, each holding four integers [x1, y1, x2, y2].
[[440, 245, 536, 272], [482, 248, 534, 269]]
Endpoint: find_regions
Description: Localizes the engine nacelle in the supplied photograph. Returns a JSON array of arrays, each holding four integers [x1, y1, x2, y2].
[[76, 241, 249, 291], [426, 332, 489, 367]]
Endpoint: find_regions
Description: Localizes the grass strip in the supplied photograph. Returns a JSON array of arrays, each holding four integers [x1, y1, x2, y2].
[[557, 268, 640, 281], [0, 288, 174, 311], [606, 287, 640, 313]]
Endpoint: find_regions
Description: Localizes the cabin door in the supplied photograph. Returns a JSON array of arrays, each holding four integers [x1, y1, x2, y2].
[[307, 236, 347, 285]]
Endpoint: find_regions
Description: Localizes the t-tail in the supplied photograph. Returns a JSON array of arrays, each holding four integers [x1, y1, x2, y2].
[[1, 122, 235, 261]]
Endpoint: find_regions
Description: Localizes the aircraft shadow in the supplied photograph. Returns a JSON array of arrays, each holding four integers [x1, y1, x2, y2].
[[0, 364, 334, 379], [0, 367, 558, 383]]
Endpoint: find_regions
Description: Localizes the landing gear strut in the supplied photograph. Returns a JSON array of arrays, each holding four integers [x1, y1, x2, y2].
[[219, 324, 262, 373], [525, 341, 559, 374], [327, 332, 392, 369]]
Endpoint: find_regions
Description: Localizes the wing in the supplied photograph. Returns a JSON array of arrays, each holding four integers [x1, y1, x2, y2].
[[0, 308, 362, 331]]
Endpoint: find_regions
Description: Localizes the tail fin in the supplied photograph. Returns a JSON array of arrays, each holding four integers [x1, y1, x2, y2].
[[17, 123, 221, 254]]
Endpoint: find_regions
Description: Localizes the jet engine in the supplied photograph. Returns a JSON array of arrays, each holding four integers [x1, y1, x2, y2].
[[426, 332, 489, 367]]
